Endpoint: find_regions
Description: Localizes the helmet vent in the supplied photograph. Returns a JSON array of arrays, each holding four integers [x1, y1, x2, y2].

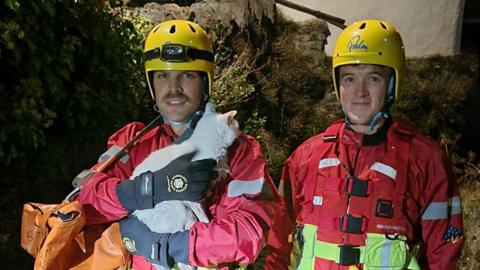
[[152, 25, 160, 33], [169, 25, 176, 34], [359, 22, 366, 29], [380, 22, 387, 29], [188, 24, 197, 33]]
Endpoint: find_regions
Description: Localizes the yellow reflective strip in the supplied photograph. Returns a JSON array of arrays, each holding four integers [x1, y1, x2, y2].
[[313, 240, 341, 262], [312, 239, 366, 263], [298, 224, 317, 270], [407, 256, 421, 270]]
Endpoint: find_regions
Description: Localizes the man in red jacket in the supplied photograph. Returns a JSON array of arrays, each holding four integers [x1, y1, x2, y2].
[[76, 20, 286, 269], [277, 20, 463, 270]]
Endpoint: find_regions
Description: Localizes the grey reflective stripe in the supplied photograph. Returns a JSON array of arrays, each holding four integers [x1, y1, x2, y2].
[[227, 178, 264, 197], [381, 238, 393, 268], [450, 196, 462, 215], [370, 162, 397, 180], [72, 169, 96, 188], [318, 158, 340, 168], [422, 201, 448, 220], [98, 145, 129, 163], [151, 243, 155, 260], [142, 174, 150, 196]]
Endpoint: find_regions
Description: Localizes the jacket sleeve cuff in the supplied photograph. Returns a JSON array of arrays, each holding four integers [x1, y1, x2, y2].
[[115, 180, 138, 212], [115, 174, 154, 212], [167, 230, 190, 265]]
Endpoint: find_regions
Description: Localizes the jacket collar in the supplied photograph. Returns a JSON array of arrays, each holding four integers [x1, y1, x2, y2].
[[343, 118, 392, 146]]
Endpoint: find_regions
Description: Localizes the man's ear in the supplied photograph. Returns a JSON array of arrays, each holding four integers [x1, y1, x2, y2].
[[202, 73, 209, 101], [227, 111, 237, 125]]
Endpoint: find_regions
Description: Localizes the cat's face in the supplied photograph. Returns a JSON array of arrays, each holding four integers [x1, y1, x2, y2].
[[193, 110, 239, 150], [217, 110, 239, 144], [209, 110, 239, 142]]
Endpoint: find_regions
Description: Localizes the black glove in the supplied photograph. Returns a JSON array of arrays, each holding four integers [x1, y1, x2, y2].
[[116, 152, 216, 212], [119, 215, 189, 267]]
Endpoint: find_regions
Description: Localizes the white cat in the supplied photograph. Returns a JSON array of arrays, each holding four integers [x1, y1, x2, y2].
[[129, 102, 239, 270]]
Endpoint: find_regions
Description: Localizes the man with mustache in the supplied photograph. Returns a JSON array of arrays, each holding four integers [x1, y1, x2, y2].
[[276, 20, 463, 270], [76, 20, 286, 269]]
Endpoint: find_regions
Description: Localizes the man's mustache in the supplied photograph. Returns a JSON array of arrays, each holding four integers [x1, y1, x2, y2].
[[161, 92, 190, 102]]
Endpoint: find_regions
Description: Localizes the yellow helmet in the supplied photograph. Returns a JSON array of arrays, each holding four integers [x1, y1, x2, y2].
[[332, 19, 405, 101], [143, 20, 214, 100]]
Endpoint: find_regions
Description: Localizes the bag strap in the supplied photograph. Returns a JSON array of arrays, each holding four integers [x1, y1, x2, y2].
[[65, 114, 163, 202], [94, 114, 163, 172]]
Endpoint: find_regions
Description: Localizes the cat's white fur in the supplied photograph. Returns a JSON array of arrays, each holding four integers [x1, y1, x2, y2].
[[129, 102, 239, 270]]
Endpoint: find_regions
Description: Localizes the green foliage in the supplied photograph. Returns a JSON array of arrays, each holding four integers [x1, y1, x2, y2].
[[0, 0, 147, 166], [250, 16, 339, 179], [0, 3, 150, 267], [393, 55, 477, 141], [4, 0, 20, 11], [242, 111, 267, 140], [211, 49, 258, 108]]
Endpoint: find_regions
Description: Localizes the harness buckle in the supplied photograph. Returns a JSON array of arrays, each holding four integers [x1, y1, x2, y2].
[[345, 176, 369, 197], [340, 214, 365, 234], [338, 245, 360, 265], [375, 199, 394, 218]]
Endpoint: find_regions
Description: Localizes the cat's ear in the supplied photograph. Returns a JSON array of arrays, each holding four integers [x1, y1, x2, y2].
[[205, 102, 216, 113], [227, 110, 237, 125]]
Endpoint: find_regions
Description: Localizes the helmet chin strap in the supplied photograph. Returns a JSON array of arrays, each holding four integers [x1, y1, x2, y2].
[[153, 93, 209, 130], [344, 76, 395, 134]]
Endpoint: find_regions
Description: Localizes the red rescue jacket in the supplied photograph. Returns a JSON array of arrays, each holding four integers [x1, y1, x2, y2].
[[76, 122, 288, 269], [278, 120, 463, 270]]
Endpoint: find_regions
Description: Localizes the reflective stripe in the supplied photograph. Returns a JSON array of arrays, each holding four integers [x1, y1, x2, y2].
[[227, 178, 264, 197], [98, 145, 129, 163], [299, 224, 366, 265], [370, 162, 397, 180], [422, 201, 448, 220], [313, 196, 323, 206], [318, 158, 340, 168], [150, 243, 155, 260], [313, 240, 366, 264], [143, 175, 150, 196], [450, 196, 462, 215], [380, 238, 393, 269], [292, 224, 421, 270]]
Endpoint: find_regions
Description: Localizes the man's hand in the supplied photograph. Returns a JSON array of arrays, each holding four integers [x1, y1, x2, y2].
[[119, 215, 189, 267], [116, 152, 216, 212], [151, 153, 217, 204]]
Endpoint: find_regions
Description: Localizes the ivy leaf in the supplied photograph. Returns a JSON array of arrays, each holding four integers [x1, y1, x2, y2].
[[4, 0, 20, 11]]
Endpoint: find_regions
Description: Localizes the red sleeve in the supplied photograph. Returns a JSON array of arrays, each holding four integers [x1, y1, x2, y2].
[[264, 196, 294, 270], [269, 138, 324, 270], [266, 147, 305, 270], [75, 122, 145, 224], [188, 135, 288, 268], [280, 154, 302, 221], [279, 139, 319, 222], [413, 137, 463, 270]]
